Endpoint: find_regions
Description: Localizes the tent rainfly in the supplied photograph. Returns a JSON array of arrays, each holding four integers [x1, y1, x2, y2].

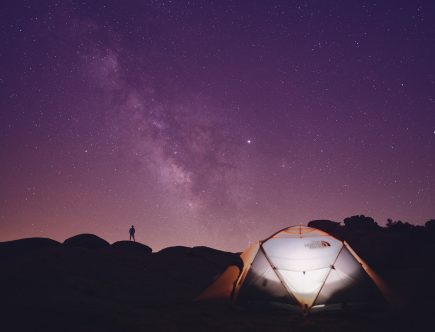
[[197, 225, 393, 313]]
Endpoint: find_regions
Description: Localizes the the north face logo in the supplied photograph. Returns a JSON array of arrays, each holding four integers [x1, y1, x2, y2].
[[305, 240, 331, 249]]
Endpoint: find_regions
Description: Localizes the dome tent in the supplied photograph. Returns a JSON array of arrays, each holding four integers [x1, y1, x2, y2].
[[197, 226, 392, 313]]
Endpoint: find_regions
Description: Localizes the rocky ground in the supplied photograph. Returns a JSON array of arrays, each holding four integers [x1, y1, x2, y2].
[[1, 231, 433, 331]]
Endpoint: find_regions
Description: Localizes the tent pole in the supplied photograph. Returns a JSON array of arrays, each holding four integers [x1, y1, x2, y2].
[[258, 245, 301, 309], [310, 242, 345, 308]]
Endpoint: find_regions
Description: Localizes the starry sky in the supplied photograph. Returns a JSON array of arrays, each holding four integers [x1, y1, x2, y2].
[[1, 1, 435, 251]]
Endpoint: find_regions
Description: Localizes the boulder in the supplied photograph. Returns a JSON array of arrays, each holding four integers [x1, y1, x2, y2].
[[63, 234, 110, 249]]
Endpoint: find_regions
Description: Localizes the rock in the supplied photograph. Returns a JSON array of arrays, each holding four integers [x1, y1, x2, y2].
[[0, 237, 60, 255], [111, 240, 152, 254], [63, 234, 110, 249]]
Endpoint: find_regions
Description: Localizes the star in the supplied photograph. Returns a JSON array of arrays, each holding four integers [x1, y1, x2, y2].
[[1, 0, 434, 252]]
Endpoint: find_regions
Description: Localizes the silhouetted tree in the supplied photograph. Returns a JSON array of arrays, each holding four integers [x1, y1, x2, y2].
[[386, 219, 415, 232], [308, 220, 341, 233], [386, 218, 394, 228], [425, 219, 435, 232], [343, 215, 380, 231]]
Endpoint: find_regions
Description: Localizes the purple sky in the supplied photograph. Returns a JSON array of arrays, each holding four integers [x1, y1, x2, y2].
[[1, 1, 434, 251]]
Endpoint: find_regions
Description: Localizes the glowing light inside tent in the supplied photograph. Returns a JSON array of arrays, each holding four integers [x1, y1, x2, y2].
[[255, 227, 370, 307], [259, 234, 344, 306], [279, 268, 331, 306], [198, 226, 390, 311]]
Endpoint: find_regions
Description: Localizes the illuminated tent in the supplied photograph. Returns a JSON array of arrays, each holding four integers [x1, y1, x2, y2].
[[197, 226, 392, 312]]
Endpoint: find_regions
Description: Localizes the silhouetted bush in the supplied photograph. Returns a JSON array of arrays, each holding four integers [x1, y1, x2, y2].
[[307, 219, 341, 233], [343, 215, 380, 231], [425, 219, 435, 231], [386, 219, 416, 232]]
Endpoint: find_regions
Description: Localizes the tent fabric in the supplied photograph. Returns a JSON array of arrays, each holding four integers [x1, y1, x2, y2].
[[196, 242, 259, 302], [236, 246, 299, 306], [197, 225, 391, 312]]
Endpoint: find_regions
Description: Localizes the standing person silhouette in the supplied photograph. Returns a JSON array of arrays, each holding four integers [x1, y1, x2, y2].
[[129, 225, 135, 242]]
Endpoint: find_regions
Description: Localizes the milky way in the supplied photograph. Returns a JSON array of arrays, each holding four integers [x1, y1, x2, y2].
[[1, 1, 435, 251]]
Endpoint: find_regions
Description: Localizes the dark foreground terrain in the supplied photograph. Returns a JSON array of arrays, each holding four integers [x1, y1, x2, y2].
[[1, 225, 434, 332]]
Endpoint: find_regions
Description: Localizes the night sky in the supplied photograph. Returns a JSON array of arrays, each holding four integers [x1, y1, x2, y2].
[[1, 1, 435, 251]]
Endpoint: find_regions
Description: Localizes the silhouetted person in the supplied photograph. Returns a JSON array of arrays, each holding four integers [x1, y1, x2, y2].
[[129, 225, 135, 242]]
